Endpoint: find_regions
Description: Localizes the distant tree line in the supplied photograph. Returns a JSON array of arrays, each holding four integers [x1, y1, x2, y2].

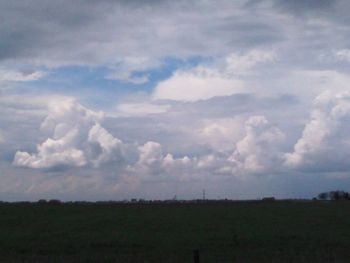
[[317, 191, 350, 200]]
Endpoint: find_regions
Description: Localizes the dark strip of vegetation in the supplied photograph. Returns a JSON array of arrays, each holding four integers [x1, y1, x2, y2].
[[4, 190, 350, 205], [317, 190, 350, 200]]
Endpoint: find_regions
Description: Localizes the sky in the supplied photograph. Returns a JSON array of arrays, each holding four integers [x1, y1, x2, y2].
[[1, 0, 350, 201]]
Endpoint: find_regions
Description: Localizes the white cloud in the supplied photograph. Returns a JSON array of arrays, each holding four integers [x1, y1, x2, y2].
[[285, 91, 350, 171], [123, 115, 286, 180], [14, 141, 87, 169], [335, 49, 350, 62], [228, 115, 285, 175], [152, 50, 275, 102], [117, 103, 170, 116], [138, 142, 163, 165], [225, 50, 275, 76], [13, 98, 125, 169], [198, 118, 243, 152], [87, 123, 125, 168], [127, 141, 192, 179], [40, 97, 104, 136], [152, 66, 244, 102], [196, 154, 227, 173], [0, 69, 46, 82]]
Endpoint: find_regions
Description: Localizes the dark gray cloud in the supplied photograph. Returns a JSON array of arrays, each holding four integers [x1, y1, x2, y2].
[[0, 0, 284, 66], [271, 0, 335, 15], [1, 0, 349, 78]]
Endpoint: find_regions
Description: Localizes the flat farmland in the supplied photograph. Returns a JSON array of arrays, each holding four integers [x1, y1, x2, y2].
[[0, 201, 349, 262]]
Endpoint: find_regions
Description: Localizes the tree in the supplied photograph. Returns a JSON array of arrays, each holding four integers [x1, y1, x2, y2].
[[318, 192, 328, 200]]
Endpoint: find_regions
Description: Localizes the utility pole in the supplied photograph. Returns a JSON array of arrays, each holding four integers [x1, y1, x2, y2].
[[202, 189, 205, 200]]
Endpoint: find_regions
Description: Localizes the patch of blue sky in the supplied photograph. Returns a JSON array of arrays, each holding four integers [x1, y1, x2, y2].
[[13, 56, 208, 110]]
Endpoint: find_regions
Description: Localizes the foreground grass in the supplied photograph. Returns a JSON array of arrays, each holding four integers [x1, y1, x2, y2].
[[0, 201, 349, 262]]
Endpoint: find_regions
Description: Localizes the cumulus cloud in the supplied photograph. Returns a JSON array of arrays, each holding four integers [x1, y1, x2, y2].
[[87, 123, 124, 167], [198, 118, 243, 152], [14, 142, 87, 169], [11, 98, 196, 177], [127, 141, 192, 179], [227, 116, 285, 175], [285, 91, 350, 172], [13, 98, 125, 170], [124, 115, 286, 179]]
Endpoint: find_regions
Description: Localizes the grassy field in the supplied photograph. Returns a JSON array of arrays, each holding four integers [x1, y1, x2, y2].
[[0, 201, 350, 262]]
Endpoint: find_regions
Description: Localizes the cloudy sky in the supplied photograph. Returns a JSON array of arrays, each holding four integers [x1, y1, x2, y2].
[[1, 0, 350, 201]]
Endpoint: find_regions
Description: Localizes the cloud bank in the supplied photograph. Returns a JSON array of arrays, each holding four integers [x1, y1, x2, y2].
[[1, 0, 350, 200]]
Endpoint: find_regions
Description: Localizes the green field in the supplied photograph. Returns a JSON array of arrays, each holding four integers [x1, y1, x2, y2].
[[0, 201, 350, 262]]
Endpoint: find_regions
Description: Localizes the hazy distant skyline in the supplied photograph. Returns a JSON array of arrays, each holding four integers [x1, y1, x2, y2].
[[1, 0, 350, 201]]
